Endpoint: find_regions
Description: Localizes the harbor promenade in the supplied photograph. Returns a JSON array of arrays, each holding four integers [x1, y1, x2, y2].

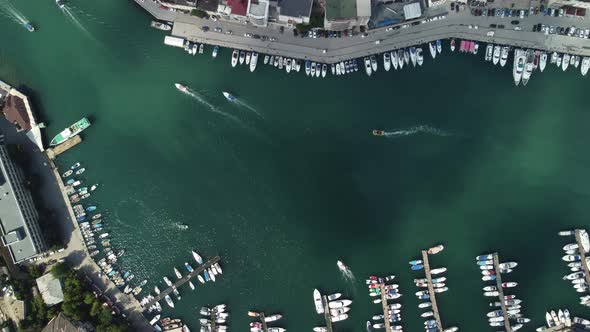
[[135, 0, 590, 63], [46, 160, 152, 330]]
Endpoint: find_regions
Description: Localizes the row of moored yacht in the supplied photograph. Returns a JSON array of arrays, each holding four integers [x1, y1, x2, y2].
[[477, 254, 529, 331], [366, 274, 402, 331], [512, 48, 590, 86], [248, 310, 285, 332], [410, 244, 458, 332], [559, 229, 590, 307], [199, 304, 229, 332], [313, 286, 352, 330]]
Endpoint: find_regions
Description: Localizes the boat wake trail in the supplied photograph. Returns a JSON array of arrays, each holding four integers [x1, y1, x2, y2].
[[185, 88, 250, 127], [384, 125, 453, 138], [337, 260, 356, 283], [0, 1, 29, 25], [62, 6, 98, 42], [171, 222, 189, 231], [234, 99, 264, 119]]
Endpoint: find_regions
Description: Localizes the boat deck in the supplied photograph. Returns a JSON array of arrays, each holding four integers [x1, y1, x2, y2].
[[574, 229, 590, 287], [142, 256, 221, 311], [258, 313, 269, 332], [421, 250, 444, 331], [492, 253, 513, 332], [379, 282, 393, 332], [46, 135, 82, 159], [322, 295, 334, 332]]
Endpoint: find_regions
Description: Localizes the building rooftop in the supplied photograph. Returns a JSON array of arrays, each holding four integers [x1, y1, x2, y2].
[[228, 0, 248, 16], [2, 95, 32, 132], [403, 2, 422, 20], [42, 313, 85, 332], [0, 143, 40, 264], [248, 0, 269, 17], [278, 0, 313, 19], [325, 0, 357, 20], [36, 273, 64, 306], [197, 0, 220, 12]]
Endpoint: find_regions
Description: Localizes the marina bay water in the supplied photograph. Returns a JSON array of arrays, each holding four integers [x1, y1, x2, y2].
[[2, 0, 590, 330]]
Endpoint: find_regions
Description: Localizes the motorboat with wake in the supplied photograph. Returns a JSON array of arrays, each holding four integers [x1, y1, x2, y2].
[[372, 130, 385, 136], [175, 83, 189, 94], [222, 92, 237, 102]]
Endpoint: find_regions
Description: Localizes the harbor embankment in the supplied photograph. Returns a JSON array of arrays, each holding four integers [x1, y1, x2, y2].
[[134, 0, 590, 63]]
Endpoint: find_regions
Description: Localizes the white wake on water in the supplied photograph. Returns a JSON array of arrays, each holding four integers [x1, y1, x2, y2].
[[234, 99, 264, 119], [0, 1, 29, 25], [384, 125, 453, 138]]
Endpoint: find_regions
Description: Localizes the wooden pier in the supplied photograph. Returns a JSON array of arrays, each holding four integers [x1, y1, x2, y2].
[[142, 256, 220, 311], [46, 135, 82, 159], [379, 283, 393, 332], [322, 295, 333, 332], [210, 308, 217, 332], [574, 229, 590, 287], [421, 250, 443, 332], [492, 253, 513, 332], [258, 313, 269, 332]]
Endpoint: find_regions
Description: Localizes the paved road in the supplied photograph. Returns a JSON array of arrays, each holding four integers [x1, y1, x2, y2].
[[136, 0, 590, 63]]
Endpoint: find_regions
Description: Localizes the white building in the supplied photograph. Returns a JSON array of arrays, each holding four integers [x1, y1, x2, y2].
[[36, 273, 64, 306], [0, 136, 46, 264]]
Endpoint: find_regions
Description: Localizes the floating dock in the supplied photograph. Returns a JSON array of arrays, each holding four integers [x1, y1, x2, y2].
[[142, 256, 221, 311], [258, 313, 269, 332], [574, 230, 590, 287], [379, 282, 393, 332], [421, 250, 443, 331], [46, 135, 82, 159], [322, 295, 333, 332], [492, 253, 513, 332]]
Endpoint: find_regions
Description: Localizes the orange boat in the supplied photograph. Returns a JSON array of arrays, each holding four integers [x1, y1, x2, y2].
[[372, 130, 385, 136]]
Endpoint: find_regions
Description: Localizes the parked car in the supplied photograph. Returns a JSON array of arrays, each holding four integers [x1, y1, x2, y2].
[[213, 27, 222, 32], [511, 20, 519, 25], [201, 26, 210, 32]]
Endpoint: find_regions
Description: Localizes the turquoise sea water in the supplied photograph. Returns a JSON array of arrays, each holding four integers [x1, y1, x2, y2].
[[2, 0, 590, 331]]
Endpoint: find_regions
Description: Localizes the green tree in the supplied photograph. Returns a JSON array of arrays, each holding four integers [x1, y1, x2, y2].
[[50, 263, 69, 278], [28, 265, 43, 279], [97, 307, 112, 326], [83, 292, 95, 305]]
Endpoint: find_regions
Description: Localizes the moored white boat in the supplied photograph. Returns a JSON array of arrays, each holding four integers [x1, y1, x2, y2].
[[485, 44, 493, 62], [370, 55, 378, 72], [562, 53, 571, 71], [492, 45, 501, 65], [581, 57, 590, 76], [416, 48, 423, 66], [364, 57, 372, 76], [250, 52, 258, 72], [313, 289, 324, 314], [410, 47, 417, 67], [539, 52, 547, 72], [513, 49, 525, 86], [384, 53, 391, 72], [429, 42, 437, 59], [500, 46, 509, 67]]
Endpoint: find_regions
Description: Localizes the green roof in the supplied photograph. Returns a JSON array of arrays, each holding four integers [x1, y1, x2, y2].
[[325, 0, 357, 20]]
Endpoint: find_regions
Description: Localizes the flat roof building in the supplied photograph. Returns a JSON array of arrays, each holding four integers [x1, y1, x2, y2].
[[403, 2, 422, 20], [36, 273, 64, 306], [324, 0, 371, 30], [0, 134, 46, 264], [278, 0, 313, 25]]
